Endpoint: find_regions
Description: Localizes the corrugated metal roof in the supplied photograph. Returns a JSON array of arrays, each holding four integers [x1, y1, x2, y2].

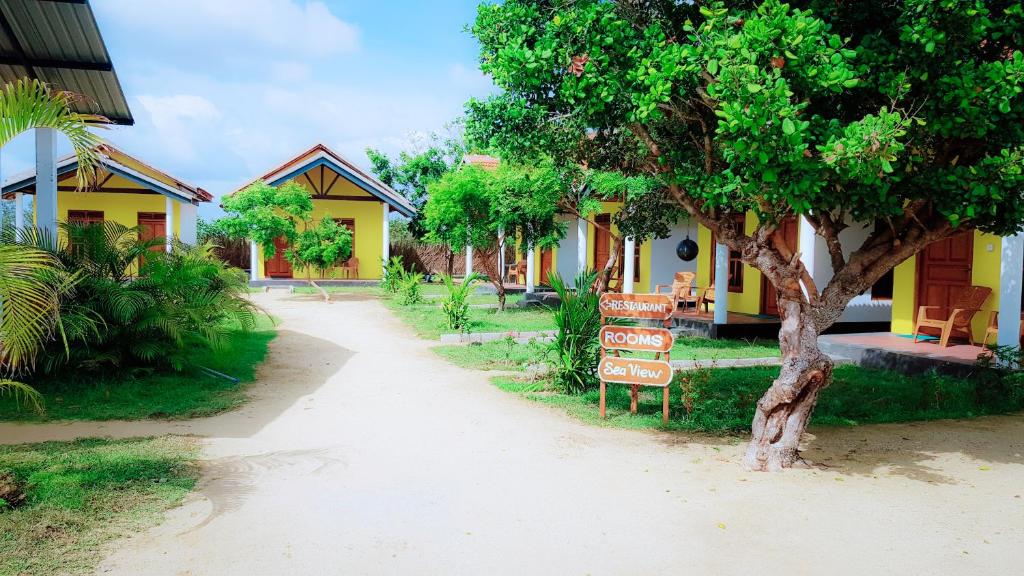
[[0, 0, 133, 125]]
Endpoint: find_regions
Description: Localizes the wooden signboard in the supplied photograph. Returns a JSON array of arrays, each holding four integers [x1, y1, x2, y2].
[[599, 357, 673, 387], [598, 295, 676, 423], [599, 293, 674, 321], [600, 325, 673, 353]]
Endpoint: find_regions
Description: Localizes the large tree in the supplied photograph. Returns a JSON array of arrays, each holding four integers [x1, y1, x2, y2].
[[468, 0, 1024, 470], [423, 162, 564, 309]]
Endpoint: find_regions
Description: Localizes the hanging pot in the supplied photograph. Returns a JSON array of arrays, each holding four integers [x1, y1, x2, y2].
[[676, 237, 699, 262]]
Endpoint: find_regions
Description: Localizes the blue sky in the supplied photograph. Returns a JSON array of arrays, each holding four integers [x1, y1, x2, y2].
[[2, 0, 493, 218]]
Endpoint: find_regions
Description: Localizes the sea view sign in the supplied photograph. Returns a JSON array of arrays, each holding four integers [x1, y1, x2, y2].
[[598, 297, 676, 423]]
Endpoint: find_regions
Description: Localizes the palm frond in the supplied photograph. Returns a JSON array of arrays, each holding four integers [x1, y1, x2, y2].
[[0, 380, 43, 413], [0, 244, 61, 369], [0, 78, 109, 189]]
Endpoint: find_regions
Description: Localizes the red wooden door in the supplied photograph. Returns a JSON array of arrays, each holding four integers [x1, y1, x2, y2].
[[593, 214, 612, 272], [761, 217, 799, 316], [916, 231, 973, 322], [138, 212, 166, 251], [265, 236, 293, 278], [539, 249, 553, 285]]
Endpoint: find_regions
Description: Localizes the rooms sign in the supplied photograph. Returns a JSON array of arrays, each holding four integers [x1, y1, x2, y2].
[[598, 294, 676, 422]]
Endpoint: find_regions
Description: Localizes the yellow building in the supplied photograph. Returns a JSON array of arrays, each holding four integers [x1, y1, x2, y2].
[[2, 144, 209, 245], [236, 144, 415, 281]]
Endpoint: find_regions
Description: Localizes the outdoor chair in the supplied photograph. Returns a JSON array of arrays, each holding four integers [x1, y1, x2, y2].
[[654, 272, 699, 314], [507, 260, 527, 284], [912, 286, 992, 347], [340, 257, 359, 279], [695, 284, 716, 314], [982, 311, 1024, 347]]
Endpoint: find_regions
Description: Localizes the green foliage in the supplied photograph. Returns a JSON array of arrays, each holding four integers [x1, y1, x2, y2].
[[22, 222, 258, 374], [0, 316, 275, 422], [424, 164, 497, 252], [469, 0, 1024, 235], [380, 255, 406, 293], [367, 128, 465, 237], [494, 363, 1024, 431], [547, 270, 603, 394], [287, 216, 353, 278], [0, 78, 108, 190], [397, 269, 425, 305], [440, 272, 480, 331], [0, 437, 197, 576], [219, 180, 313, 257]]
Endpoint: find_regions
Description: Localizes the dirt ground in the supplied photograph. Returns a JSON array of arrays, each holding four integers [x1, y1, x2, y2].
[[2, 291, 1022, 576]]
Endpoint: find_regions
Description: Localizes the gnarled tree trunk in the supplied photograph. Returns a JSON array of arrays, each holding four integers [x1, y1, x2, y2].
[[743, 291, 834, 471]]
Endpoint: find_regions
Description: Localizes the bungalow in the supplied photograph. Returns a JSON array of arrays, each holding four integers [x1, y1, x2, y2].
[[515, 208, 1023, 346], [237, 144, 415, 281], [2, 143, 210, 247]]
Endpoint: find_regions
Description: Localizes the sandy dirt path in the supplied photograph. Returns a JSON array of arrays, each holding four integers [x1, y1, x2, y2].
[[4, 292, 1022, 576]]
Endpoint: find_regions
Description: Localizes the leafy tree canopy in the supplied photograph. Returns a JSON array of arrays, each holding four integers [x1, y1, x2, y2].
[[367, 128, 466, 237], [219, 181, 313, 257], [288, 216, 353, 277]]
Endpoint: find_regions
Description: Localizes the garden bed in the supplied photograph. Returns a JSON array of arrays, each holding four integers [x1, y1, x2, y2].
[[492, 364, 1024, 432], [0, 315, 276, 422], [0, 436, 198, 576]]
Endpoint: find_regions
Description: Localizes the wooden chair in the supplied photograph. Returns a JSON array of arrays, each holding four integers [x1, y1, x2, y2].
[[506, 260, 527, 284], [654, 272, 699, 313], [913, 286, 992, 347], [340, 257, 359, 279], [695, 284, 716, 314], [982, 311, 1024, 347]]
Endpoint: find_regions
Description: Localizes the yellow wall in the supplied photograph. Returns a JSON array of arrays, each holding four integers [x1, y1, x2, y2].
[[584, 201, 651, 293], [39, 191, 182, 239], [254, 171, 386, 280], [891, 230, 1001, 340], [694, 215, 763, 314]]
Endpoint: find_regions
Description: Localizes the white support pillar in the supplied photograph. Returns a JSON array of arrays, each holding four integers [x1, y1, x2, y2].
[[525, 245, 536, 294], [14, 192, 25, 236], [249, 239, 260, 281], [798, 216, 818, 284], [164, 196, 174, 253], [998, 233, 1024, 348], [714, 242, 730, 325], [497, 225, 506, 282], [381, 203, 390, 272], [35, 128, 58, 241], [623, 236, 636, 294], [179, 202, 197, 245], [577, 218, 588, 275], [465, 244, 473, 276]]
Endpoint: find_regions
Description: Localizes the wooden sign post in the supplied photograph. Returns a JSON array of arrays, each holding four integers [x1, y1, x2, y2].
[[598, 294, 675, 423]]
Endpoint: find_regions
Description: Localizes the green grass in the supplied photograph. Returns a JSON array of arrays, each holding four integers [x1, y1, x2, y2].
[[0, 315, 277, 422], [433, 336, 779, 373], [671, 336, 778, 360], [434, 339, 550, 371], [0, 436, 199, 576], [386, 298, 555, 339], [493, 364, 1024, 432]]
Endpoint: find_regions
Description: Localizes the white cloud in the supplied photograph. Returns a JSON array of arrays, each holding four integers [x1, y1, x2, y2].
[[95, 0, 359, 63], [136, 94, 221, 161]]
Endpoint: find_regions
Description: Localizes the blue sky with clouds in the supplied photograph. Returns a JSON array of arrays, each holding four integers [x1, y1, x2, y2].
[[2, 0, 493, 218]]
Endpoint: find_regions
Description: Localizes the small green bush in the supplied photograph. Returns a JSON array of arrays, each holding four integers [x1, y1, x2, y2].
[[440, 272, 480, 331], [397, 269, 425, 305], [380, 255, 405, 293], [548, 270, 602, 394]]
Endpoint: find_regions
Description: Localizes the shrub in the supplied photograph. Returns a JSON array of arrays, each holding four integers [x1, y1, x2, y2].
[[381, 255, 405, 293], [397, 269, 425, 305], [547, 270, 602, 394], [287, 216, 353, 279], [440, 272, 480, 331], [26, 222, 259, 374]]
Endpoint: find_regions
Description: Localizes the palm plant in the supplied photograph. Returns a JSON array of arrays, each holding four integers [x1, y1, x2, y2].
[[0, 78, 109, 410], [0, 78, 108, 188], [440, 272, 480, 331], [548, 270, 603, 394], [0, 241, 60, 410]]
